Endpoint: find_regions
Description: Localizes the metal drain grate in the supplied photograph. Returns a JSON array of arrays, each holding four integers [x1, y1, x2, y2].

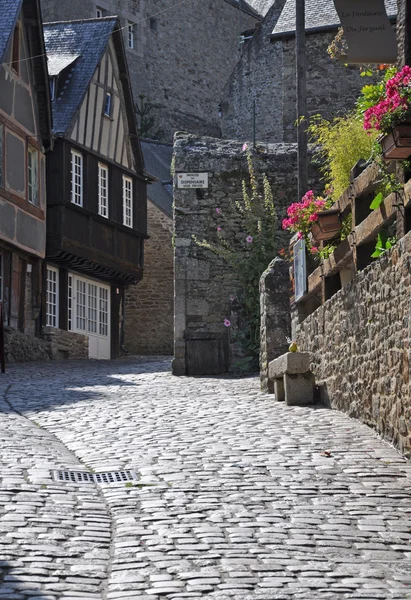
[[53, 470, 138, 485]]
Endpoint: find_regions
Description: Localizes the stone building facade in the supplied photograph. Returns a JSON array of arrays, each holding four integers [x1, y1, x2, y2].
[[40, 0, 262, 141], [221, 0, 397, 143], [125, 140, 174, 355]]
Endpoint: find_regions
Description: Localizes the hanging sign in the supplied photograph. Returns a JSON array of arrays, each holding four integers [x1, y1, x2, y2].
[[333, 0, 397, 64], [294, 239, 307, 302], [176, 173, 209, 189]]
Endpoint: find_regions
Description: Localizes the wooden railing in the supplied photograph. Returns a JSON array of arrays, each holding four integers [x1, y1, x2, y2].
[[296, 164, 411, 308]]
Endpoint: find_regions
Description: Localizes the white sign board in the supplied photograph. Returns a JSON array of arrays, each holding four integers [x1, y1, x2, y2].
[[176, 173, 209, 189], [333, 0, 397, 64], [294, 239, 307, 302]]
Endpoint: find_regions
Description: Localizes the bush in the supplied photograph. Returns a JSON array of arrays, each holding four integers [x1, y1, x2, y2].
[[309, 113, 378, 201]]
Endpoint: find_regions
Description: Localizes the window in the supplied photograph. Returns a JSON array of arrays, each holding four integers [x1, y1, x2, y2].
[[127, 21, 136, 49], [11, 25, 20, 74], [104, 92, 112, 117], [98, 163, 109, 218], [71, 149, 83, 206], [50, 77, 57, 101], [27, 147, 38, 205], [123, 176, 133, 228], [46, 266, 59, 328], [76, 279, 87, 331], [88, 283, 98, 334], [150, 18, 157, 31], [96, 7, 104, 17], [99, 287, 109, 336], [0, 254, 3, 303], [68, 274, 73, 331]]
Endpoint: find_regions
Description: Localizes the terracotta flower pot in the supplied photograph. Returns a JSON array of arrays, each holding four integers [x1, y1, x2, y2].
[[381, 124, 411, 160], [311, 209, 341, 242]]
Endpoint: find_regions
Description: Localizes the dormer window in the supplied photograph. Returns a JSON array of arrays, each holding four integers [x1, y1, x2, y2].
[[104, 92, 112, 117], [11, 24, 20, 74], [96, 7, 105, 17], [50, 77, 57, 101]]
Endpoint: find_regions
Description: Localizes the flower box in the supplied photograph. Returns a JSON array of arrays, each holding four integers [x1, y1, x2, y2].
[[311, 209, 341, 242], [381, 125, 411, 160]]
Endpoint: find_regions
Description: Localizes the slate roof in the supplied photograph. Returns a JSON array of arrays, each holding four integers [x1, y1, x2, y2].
[[43, 17, 118, 135], [272, 0, 397, 37], [246, 0, 274, 17], [141, 140, 173, 218], [0, 0, 22, 62], [47, 53, 80, 77]]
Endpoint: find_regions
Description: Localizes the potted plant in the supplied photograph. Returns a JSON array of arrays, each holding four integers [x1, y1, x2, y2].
[[282, 189, 339, 250], [311, 208, 341, 242], [364, 65, 411, 160]]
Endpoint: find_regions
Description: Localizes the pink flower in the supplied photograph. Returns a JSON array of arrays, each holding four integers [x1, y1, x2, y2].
[[224, 319, 231, 327], [246, 235, 253, 243], [216, 208, 221, 214], [311, 246, 319, 254], [309, 213, 318, 222], [297, 232, 303, 240], [242, 143, 248, 151], [217, 227, 222, 232]]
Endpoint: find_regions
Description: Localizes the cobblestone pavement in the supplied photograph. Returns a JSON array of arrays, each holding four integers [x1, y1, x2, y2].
[[1, 358, 411, 600]]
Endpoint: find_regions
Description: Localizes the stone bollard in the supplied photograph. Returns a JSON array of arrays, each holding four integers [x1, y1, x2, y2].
[[268, 352, 314, 406]]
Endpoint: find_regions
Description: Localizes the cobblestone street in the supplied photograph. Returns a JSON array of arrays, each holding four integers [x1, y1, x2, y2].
[[1, 358, 411, 599]]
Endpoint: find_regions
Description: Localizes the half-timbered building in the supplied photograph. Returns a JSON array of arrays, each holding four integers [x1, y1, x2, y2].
[[0, 0, 52, 345], [43, 17, 148, 359]]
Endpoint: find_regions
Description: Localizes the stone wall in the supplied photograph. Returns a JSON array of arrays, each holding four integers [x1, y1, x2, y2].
[[40, 0, 259, 141], [295, 230, 411, 458], [221, 23, 380, 143], [125, 200, 173, 355], [4, 328, 88, 363], [173, 133, 320, 376], [221, 0, 286, 143]]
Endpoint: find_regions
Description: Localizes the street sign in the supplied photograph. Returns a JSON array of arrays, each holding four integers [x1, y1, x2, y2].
[[294, 239, 307, 302], [176, 173, 209, 189], [333, 0, 397, 64]]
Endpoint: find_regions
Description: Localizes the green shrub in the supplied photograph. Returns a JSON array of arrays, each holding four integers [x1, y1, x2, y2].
[[309, 113, 378, 201]]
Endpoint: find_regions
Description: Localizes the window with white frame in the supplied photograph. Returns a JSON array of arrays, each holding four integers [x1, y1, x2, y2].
[[27, 147, 38, 206], [0, 254, 3, 303], [98, 163, 109, 217], [71, 149, 83, 206], [46, 266, 59, 328], [96, 7, 104, 17], [122, 176, 133, 228], [68, 274, 73, 331], [127, 21, 136, 49], [104, 92, 112, 117]]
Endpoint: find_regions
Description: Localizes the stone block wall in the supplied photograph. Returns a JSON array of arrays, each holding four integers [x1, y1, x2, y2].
[[4, 328, 88, 363], [173, 133, 321, 376], [221, 0, 286, 143], [125, 200, 173, 355], [295, 230, 411, 458], [221, 22, 381, 144], [42, 328, 89, 361]]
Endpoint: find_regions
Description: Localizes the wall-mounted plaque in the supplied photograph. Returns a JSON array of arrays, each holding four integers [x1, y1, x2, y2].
[[333, 0, 397, 64], [294, 239, 307, 302]]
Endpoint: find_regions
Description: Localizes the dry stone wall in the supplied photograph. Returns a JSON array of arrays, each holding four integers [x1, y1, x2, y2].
[[125, 200, 173, 355], [295, 231, 411, 458], [173, 133, 320, 376]]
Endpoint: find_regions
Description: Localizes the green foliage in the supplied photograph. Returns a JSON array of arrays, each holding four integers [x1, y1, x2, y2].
[[308, 113, 378, 201], [369, 192, 384, 210], [193, 151, 278, 371], [355, 67, 397, 118], [371, 231, 397, 258]]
